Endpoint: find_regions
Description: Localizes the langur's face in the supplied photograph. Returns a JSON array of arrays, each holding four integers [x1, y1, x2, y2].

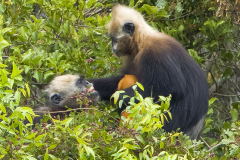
[[108, 22, 136, 57], [46, 75, 99, 108]]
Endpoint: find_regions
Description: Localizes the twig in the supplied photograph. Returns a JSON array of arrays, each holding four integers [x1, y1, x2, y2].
[[88, 8, 104, 17], [30, 89, 45, 105], [214, 93, 240, 97], [207, 143, 221, 152], [200, 136, 211, 149], [219, 48, 239, 52], [78, 25, 95, 27], [209, 70, 218, 92], [212, 104, 230, 117], [30, 82, 47, 86], [34, 107, 120, 123], [201, 136, 223, 152]]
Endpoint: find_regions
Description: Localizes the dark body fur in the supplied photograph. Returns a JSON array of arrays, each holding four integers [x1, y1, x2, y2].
[[88, 4, 209, 139]]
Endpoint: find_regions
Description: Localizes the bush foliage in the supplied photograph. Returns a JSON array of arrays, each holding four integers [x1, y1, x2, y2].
[[1, 0, 240, 159]]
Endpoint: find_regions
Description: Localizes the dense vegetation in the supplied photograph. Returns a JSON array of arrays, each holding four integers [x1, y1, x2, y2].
[[0, 0, 240, 159]]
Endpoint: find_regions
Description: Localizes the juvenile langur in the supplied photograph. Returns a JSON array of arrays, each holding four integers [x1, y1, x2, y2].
[[88, 4, 209, 140], [25, 74, 99, 126]]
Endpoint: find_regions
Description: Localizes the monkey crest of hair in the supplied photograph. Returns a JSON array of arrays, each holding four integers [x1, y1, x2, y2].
[[89, 4, 209, 140], [46, 75, 82, 98]]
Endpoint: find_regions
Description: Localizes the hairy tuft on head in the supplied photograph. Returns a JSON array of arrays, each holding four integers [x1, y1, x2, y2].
[[107, 4, 147, 35], [106, 4, 170, 57], [45, 74, 80, 96]]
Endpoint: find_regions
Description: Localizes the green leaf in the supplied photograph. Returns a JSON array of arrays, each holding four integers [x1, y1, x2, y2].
[[175, 1, 183, 13], [221, 139, 234, 145], [11, 62, 23, 79], [0, 103, 6, 114], [85, 0, 96, 8], [140, 4, 154, 15], [208, 7, 216, 10], [216, 20, 225, 27], [0, 62, 7, 68], [22, 49, 34, 62], [123, 138, 135, 144], [223, 121, 230, 129], [159, 96, 166, 101], [156, 9, 167, 18], [32, 56, 42, 65], [156, 0, 167, 10], [63, 21, 70, 35], [44, 71, 55, 80], [207, 108, 213, 114], [129, 0, 134, 7], [84, 146, 95, 158], [30, 15, 38, 23], [230, 108, 238, 121], [14, 91, 21, 103], [94, 3, 103, 7], [160, 142, 164, 149], [48, 144, 57, 150], [128, 109, 138, 118], [224, 51, 233, 61], [26, 113, 33, 124], [209, 97, 217, 106], [19, 88, 27, 97], [47, 57, 57, 68], [19, 122, 23, 135], [44, 148, 49, 160], [209, 40, 218, 47], [204, 20, 215, 28], [171, 155, 178, 160], [33, 71, 42, 82], [1, 70, 8, 84], [26, 132, 38, 139], [178, 25, 184, 32], [136, 82, 144, 91], [31, 32, 38, 41], [136, 135, 145, 145], [119, 100, 123, 109], [17, 107, 35, 115], [0, 122, 9, 130], [0, 39, 10, 51], [111, 91, 124, 105], [61, 117, 73, 128], [35, 134, 45, 141], [24, 65, 31, 74], [222, 68, 232, 79], [48, 155, 58, 160], [0, 137, 6, 142], [25, 83, 30, 97]]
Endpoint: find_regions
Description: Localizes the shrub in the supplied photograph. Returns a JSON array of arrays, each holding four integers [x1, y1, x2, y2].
[[1, 0, 240, 159]]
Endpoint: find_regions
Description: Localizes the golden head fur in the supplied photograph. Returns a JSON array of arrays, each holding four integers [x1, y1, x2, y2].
[[107, 4, 153, 36], [107, 4, 177, 58], [46, 74, 82, 97]]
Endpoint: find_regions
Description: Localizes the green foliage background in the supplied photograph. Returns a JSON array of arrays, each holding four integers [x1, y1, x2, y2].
[[1, 0, 240, 159]]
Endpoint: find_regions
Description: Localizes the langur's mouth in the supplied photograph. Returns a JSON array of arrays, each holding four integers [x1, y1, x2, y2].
[[87, 86, 95, 93]]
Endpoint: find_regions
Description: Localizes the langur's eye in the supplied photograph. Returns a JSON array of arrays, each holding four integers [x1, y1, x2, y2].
[[86, 81, 89, 85]]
